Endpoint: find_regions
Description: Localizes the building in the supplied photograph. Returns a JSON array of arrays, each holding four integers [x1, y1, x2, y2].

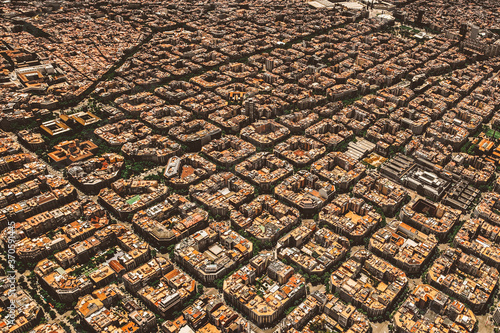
[[393, 284, 476, 333], [427, 247, 498, 313], [230, 195, 300, 243], [174, 223, 252, 284], [319, 195, 382, 244], [48, 139, 98, 166], [223, 258, 306, 327], [275, 170, 336, 217], [400, 198, 461, 241]]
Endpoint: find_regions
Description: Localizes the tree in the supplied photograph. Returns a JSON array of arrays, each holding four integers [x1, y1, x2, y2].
[[309, 318, 324, 332], [310, 274, 321, 285], [55, 302, 66, 313], [375, 207, 386, 227], [166, 244, 175, 258], [215, 279, 224, 290], [49, 310, 57, 319]]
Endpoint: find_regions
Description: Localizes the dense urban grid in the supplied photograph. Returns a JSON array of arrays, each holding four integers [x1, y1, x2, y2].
[[1, 0, 500, 333]]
